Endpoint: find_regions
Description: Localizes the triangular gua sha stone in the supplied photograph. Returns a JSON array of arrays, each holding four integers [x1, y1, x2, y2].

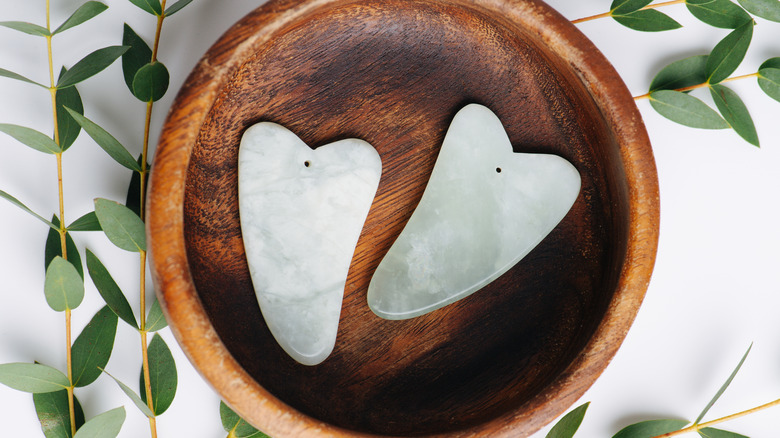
[[367, 104, 581, 320], [238, 122, 382, 365]]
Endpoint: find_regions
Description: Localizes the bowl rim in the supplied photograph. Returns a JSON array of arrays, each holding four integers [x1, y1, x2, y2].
[[147, 0, 660, 436]]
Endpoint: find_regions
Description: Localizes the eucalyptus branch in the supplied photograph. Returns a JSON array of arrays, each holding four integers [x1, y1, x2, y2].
[[634, 71, 760, 100], [572, 0, 685, 24], [652, 396, 780, 437]]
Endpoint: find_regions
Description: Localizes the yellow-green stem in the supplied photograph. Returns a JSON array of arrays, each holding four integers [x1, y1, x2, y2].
[[65, 309, 75, 436], [634, 72, 761, 100], [653, 396, 780, 437], [572, 0, 686, 24]]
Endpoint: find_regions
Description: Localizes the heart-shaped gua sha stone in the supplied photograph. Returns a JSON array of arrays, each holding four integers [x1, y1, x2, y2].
[[368, 104, 581, 320], [238, 122, 381, 365]]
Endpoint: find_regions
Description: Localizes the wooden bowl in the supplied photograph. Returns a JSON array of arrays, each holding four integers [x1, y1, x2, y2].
[[147, 0, 659, 436]]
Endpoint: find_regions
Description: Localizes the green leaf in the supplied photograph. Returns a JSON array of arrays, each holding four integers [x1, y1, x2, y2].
[[0, 21, 50, 36], [94, 198, 146, 252], [709, 84, 759, 146], [761, 57, 780, 70], [129, 0, 163, 16], [737, 0, 780, 21], [613, 9, 683, 31], [146, 297, 168, 332], [53, 2, 108, 35], [45, 215, 84, 279], [56, 68, 84, 152], [650, 55, 709, 92], [0, 123, 61, 154], [125, 155, 149, 217], [86, 250, 138, 329], [0, 363, 70, 393], [57, 46, 129, 89], [220, 401, 269, 437], [165, 0, 194, 16], [132, 62, 170, 102], [706, 20, 754, 84], [34, 390, 85, 438], [102, 371, 153, 417], [121, 24, 153, 96], [45, 256, 85, 312], [611, 0, 653, 14], [699, 427, 749, 438], [546, 402, 590, 438], [694, 344, 752, 424], [68, 211, 102, 232], [613, 419, 690, 438], [72, 407, 125, 438], [0, 67, 46, 87], [757, 61, 780, 102], [649, 90, 730, 129], [65, 108, 140, 172], [0, 190, 58, 229], [686, 0, 752, 28], [72, 306, 118, 387], [140, 334, 177, 416]]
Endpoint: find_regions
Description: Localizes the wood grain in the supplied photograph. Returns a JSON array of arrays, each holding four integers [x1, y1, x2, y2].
[[147, 0, 659, 437]]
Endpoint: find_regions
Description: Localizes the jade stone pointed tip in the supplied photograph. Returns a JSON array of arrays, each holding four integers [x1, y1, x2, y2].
[[238, 122, 381, 365], [367, 104, 581, 320]]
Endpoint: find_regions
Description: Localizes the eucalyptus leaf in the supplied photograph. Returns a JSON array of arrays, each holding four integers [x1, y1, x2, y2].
[[546, 402, 590, 438], [34, 390, 85, 438], [706, 20, 754, 84], [65, 108, 140, 172], [613, 9, 683, 31], [121, 24, 153, 96], [45, 215, 83, 279], [612, 419, 690, 438], [757, 64, 780, 102], [102, 370, 154, 417], [68, 211, 102, 232], [0, 190, 58, 229], [94, 198, 146, 252], [57, 46, 129, 89], [0, 67, 46, 88], [72, 407, 125, 438], [220, 401, 269, 437], [86, 249, 138, 329], [53, 1, 108, 35], [709, 84, 759, 146], [132, 62, 169, 102], [611, 0, 653, 14], [146, 297, 168, 332], [650, 55, 709, 92], [0, 21, 50, 36], [686, 0, 752, 28], [44, 256, 85, 312], [72, 306, 118, 387], [165, 0, 194, 16], [125, 155, 149, 217], [694, 343, 752, 424], [0, 363, 70, 393], [737, 0, 780, 21], [761, 57, 780, 69], [699, 427, 749, 438], [56, 67, 84, 151], [0, 123, 61, 154], [649, 90, 730, 129], [129, 0, 163, 16], [140, 334, 177, 416]]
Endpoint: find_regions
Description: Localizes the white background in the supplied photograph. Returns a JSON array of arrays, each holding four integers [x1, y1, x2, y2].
[[1, 1, 779, 437]]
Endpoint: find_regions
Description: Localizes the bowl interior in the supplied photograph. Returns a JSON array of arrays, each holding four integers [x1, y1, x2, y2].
[[179, 1, 630, 435]]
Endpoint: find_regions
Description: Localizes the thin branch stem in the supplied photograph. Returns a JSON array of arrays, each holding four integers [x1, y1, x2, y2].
[[65, 309, 75, 436], [572, 0, 686, 24], [634, 72, 761, 100], [653, 396, 780, 437]]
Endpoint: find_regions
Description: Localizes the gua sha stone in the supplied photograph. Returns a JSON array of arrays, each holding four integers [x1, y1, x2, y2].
[[367, 104, 581, 320], [238, 122, 381, 366]]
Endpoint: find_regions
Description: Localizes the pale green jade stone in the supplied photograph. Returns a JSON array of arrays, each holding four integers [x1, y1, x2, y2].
[[238, 123, 381, 366], [368, 104, 581, 320]]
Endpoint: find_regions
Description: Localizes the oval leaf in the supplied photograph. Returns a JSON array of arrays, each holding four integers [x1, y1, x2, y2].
[[0, 67, 46, 88], [129, 0, 162, 15], [132, 62, 169, 102], [757, 64, 780, 102], [699, 427, 749, 438], [45, 256, 85, 312], [45, 215, 83, 279], [94, 199, 146, 252], [650, 55, 709, 92], [709, 84, 759, 146], [56, 67, 84, 152], [706, 20, 754, 84], [165, 0, 194, 16], [0, 21, 50, 36], [146, 297, 168, 332], [649, 90, 730, 129], [103, 371, 153, 418], [121, 24, 153, 95], [72, 407, 125, 438], [72, 306, 118, 387], [65, 109, 140, 172], [125, 154, 149, 217], [34, 390, 85, 438], [53, 1, 108, 35], [68, 211, 102, 232], [737, 0, 780, 21], [0, 123, 60, 154], [0, 363, 70, 393], [0, 190, 58, 229], [140, 334, 177, 416], [613, 9, 683, 31], [220, 401, 268, 437], [611, 0, 653, 14], [695, 344, 752, 424], [86, 250, 138, 329], [613, 419, 690, 438], [57, 46, 129, 89], [686, 0, 752, 28], [547, 402, 590, 438]]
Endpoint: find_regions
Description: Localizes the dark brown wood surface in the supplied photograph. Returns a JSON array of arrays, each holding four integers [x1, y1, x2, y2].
[[148, 1, 660, 437]]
